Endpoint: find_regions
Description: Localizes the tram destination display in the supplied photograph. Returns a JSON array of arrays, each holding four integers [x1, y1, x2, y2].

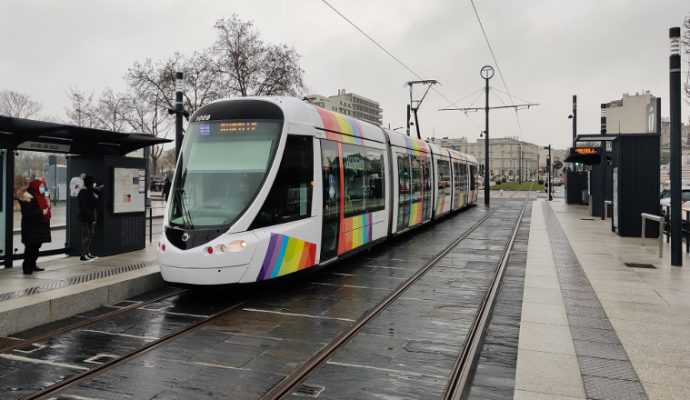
[[113, 167, 146, 213]]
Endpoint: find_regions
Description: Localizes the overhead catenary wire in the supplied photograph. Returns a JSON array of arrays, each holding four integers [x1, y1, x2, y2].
[[320, 0, 480, 132], [469, 0, 525, 138]]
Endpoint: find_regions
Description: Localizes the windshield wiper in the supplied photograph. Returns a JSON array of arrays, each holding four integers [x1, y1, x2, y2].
[[173, 187, 194, 230]]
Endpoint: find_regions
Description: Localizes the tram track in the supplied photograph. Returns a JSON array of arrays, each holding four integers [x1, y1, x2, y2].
[[443, 200, 528, 400], [259, 197, 528, 400], [12, 194, 528, 400], [0, 288, 187, 354], [22, 295, 254, 400]]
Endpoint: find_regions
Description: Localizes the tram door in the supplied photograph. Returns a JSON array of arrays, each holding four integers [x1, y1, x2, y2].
[[397, 154, 411, 230], [320, 141, 340, 261]]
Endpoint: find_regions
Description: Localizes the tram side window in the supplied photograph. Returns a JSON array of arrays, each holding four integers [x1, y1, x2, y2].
[[470, 165, 477, 190], [460, 163, 468, 192], [364, 148, 385, 212], [251, 136, 313, 229], [437, 159, 451, 195], [398, 154, 411, 202], [421, 157, 431, 216], [321, 141, 340, 219], [453, 162, 461, 193], [411, 156, 422, 203], [343, 145, 366, 216], [343, 144, 386, 216]]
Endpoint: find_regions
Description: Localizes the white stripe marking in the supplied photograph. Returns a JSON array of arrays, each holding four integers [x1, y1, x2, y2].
[[81, 329, 159, 341], [326, 361, 445, 379], [188, 361, 252, 371], [0, 353, 88, 371], [242, 308, 355, 322], [309, 282, 395, 291]]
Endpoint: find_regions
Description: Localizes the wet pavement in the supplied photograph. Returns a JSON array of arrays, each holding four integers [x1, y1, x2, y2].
[[1, 198, 530, 399]]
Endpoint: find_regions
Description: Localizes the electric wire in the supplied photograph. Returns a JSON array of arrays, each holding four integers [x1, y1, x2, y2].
[[489, 87, 508, 106], [449, 87, 485, 109], [491, 86, 535, 105], [320, 0, 480, 133], [469, 0, 525, 138]]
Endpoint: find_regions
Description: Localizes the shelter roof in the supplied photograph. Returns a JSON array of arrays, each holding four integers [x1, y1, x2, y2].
[[0, 116, 171, 155]]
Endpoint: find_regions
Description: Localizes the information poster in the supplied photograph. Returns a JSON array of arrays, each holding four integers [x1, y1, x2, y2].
[[113, 168, 146, 213]]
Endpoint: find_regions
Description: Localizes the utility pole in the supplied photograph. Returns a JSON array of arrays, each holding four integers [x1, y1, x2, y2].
[[544, 145, 552, 201], [600, 103, 607, 221], [483, 66, 491, 205], [572, 95, 577, 147], [440, 65, 538, 206], [518, 143, 522, 185], [405, 80, 438, 139], [670, 27, 682, 266]]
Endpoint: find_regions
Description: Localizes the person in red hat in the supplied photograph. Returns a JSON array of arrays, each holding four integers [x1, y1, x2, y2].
[[17, 178, 52, 275]]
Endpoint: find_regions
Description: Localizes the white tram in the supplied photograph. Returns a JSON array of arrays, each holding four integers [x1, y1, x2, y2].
[[158, 97, 478, 285]]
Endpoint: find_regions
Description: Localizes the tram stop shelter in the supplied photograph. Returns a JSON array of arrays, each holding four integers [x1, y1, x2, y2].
[[0, 116, 170, 268], [567, 132, 660, 238]]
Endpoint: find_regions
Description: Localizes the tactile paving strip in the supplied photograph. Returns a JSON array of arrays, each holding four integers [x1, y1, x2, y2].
[[0, 262, 154, 303], [542, 202, 647, 400]]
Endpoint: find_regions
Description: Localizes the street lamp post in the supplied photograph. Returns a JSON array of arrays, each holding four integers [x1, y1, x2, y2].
[[481, 65, 494, 206], [670, 27, 682, 266], [544, 145, 552, 201]]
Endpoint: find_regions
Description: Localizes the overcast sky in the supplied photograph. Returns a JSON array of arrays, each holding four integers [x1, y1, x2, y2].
[[1, 0, 688, 149]]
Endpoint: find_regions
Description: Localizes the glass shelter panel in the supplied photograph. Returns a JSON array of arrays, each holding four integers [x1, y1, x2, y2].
[[13, 151, 68, 256]]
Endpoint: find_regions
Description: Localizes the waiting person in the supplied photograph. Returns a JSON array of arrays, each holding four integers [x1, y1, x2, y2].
[[162, 177, 172, 201], [78, 175, 99, 262], [18, 178, 51, 275]]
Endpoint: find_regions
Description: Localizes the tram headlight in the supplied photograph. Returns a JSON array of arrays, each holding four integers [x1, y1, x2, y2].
[[227, 240, 248, 252], [211, 240, 248, 255]]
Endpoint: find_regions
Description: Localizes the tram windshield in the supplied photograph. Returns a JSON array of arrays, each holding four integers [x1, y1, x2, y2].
[[169, 119, 282, 229]]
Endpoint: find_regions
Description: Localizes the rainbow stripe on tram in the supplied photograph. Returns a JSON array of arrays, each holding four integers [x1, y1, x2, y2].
[[316, 107, 363, 144], [258, 234, 317, 280], [436, 195, 447, 215], [402, 135, 426, 154], [409, 202, 424, 225], [338, 213, 372, 254]]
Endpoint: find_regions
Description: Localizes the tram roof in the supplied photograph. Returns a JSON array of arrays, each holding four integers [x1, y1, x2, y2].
[[0, 116, 171, 155]]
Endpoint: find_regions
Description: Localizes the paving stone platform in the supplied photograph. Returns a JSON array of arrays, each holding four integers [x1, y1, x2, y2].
[[0, 244, 164, 336], [516, 199, 690, 400]]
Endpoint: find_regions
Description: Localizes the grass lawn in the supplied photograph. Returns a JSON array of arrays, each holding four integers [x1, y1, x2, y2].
[[489, 181, 546, 191]]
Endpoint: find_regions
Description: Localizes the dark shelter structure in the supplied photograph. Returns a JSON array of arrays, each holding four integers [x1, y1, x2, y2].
[[568, 130, 660, 238], [0, 116, 170, 268]]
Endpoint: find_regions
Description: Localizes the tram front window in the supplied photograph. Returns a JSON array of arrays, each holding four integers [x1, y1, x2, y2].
[[169, 120, 281, 229]]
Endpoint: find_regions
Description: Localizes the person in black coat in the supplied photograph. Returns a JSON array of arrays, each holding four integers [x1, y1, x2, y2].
[[18, 179, 51, 275], [77, 175, 99, 262], [162, 177, 171, 201]]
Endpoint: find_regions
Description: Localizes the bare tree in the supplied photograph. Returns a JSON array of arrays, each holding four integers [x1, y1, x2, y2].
[[183, 50, 224, 114], [211, 15, 305, 97], [65, 88, 129, 131], [121, 88, 171, 175], [0, 90, 42, 118]]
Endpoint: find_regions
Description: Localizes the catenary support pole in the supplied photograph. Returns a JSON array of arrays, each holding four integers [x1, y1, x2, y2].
[[670, 27, 682, 266], [481, 66, 494, 206]]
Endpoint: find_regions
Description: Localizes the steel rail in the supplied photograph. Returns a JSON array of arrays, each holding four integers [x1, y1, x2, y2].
[[442, 199, 528, 400], [259, 201, 511, 400], [23, 296, 252, 400], [1, 288, 187, 353]]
